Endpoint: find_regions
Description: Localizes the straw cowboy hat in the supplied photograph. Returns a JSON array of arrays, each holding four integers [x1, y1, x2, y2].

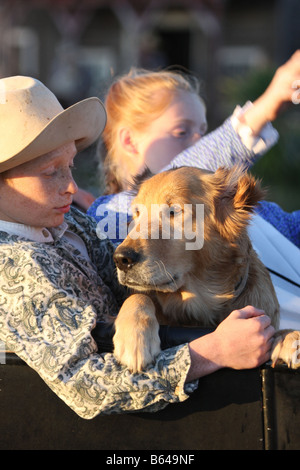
[[0, 75, 106, 172]]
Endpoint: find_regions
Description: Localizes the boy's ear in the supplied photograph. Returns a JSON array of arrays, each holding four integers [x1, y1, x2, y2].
[[119, 128, 138, 155], [212, 167, 265, 241]]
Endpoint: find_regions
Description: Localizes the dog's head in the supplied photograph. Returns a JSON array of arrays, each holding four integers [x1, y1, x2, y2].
[[114, 166, 264, 293]]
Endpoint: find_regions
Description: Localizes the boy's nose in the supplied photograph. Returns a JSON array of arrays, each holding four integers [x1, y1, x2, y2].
[[60, 174, 78, 195], [68, 178, 78, 195]]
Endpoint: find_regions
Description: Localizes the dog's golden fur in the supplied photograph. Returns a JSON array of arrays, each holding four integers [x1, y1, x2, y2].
[[113, 167, 299, 372]]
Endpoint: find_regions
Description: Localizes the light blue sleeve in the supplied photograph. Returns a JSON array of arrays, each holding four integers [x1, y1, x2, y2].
[[162, 117, 277, 173]]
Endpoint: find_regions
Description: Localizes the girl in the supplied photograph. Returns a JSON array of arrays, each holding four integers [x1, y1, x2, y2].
[[88, 52, 300, 248]]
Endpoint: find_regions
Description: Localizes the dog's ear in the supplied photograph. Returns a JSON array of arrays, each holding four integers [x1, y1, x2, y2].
[[129, 167, 154, 196], [212, 167, 265, 241]]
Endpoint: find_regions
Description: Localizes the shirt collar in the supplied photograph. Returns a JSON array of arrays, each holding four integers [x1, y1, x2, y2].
[[0, 219, 69, 242]]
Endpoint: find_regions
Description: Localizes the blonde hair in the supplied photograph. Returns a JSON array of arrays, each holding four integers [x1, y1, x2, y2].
[[101, 68, 202, 194]]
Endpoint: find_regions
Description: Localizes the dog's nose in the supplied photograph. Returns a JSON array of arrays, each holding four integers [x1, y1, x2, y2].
[[113, 248, 140, 272]]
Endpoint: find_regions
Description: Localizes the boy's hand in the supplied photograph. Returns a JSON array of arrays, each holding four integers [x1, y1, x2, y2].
[[187, 306, 275, 382]]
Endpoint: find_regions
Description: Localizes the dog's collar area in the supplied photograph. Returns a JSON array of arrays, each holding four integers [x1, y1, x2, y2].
[[234, 262, 250, 299]]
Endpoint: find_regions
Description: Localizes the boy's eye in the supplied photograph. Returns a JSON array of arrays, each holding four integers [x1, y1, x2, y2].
[[42, 163, 75, 177], [43, 169, 57, 177]]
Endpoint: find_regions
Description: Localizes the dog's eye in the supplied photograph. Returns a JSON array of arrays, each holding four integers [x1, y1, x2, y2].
[[168, 205, 182, 217], [132, 207, 140, 219]]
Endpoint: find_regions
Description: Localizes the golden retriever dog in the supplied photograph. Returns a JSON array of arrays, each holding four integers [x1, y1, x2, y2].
[[113, 166, 300, 372]]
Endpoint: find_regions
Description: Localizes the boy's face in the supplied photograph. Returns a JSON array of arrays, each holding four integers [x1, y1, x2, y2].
[[134, 89, 207, 175], [0, 142, 78, 228]]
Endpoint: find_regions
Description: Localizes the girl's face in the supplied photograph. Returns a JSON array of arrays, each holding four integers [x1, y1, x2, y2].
[[0, 142, 78, 228], [133, 89, 207, 176]]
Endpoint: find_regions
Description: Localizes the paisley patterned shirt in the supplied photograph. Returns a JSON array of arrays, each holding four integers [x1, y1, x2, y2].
[[0, 208, 196, 419]]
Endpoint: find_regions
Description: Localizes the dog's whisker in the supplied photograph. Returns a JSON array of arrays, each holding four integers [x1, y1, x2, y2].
[[156, 260, 179, 289]]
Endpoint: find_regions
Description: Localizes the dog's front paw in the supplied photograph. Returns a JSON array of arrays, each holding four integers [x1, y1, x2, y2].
[[113, 294, 161, 373], [271, 330, 300, 369]]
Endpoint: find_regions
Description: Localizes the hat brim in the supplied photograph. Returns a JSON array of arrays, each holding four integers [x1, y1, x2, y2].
[[0, 97, 106, 172]]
